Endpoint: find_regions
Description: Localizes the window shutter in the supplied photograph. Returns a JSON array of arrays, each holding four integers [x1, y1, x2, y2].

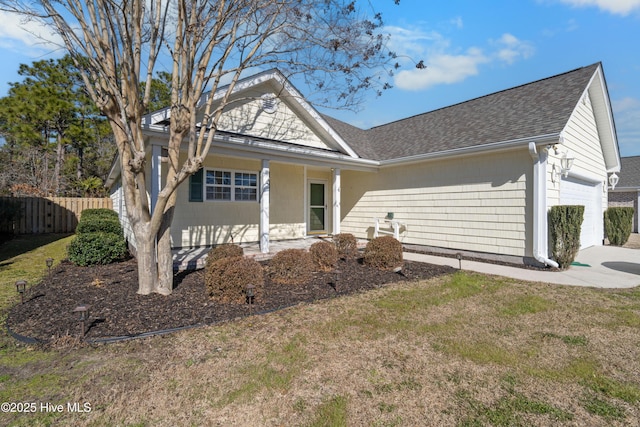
[[189, 168, 203, 202]]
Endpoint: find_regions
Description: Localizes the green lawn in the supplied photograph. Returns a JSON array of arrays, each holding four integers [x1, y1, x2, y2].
[[1, 236, 639, 426]]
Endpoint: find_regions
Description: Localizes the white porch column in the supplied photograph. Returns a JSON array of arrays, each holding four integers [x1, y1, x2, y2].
[[151, 145, 162, 214], [636, 190, 640, 233], [260, 160, 270, 253], [332, 168, 341, 235]]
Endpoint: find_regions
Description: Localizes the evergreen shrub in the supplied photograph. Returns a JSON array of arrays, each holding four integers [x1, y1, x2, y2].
[[67, 232, 127, 266], [76, 216, 123, 235], [604, 207, 634, 246], [205, 256, 264, 303], [363, 235, 403, 270], [68, 208, 127, 266], [79, 208, 119, 221], [549, 205, 584, 269], [269, 248, 314, 285]]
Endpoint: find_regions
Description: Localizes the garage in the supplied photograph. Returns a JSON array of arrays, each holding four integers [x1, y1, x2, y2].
[[560, 177, 603, 249]]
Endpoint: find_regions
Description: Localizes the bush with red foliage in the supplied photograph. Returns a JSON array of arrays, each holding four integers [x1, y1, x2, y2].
[[206, 244, 244, 267], [205, 256, 264, 303], [269, 248, 314, 285], [363, 235, 403, 271], [310, 240, 338, 271], [333, 233, 358, 260]]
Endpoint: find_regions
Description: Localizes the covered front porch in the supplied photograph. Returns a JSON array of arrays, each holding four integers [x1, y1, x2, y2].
[[172, 236, 368, 271]]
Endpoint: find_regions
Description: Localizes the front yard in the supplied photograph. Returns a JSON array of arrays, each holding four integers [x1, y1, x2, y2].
[[1, 236, 640, 426]]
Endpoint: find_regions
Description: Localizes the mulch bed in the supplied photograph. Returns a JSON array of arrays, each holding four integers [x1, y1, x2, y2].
[[6, 257, 454, 343]]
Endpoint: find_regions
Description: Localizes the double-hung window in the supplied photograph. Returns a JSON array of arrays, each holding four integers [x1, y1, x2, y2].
[[203, 169, 258, 202]]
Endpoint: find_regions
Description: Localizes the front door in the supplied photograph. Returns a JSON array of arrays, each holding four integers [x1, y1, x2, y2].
[[308, 181, 327, 233]]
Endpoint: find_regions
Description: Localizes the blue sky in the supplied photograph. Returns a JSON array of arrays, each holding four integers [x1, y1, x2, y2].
[[1, 0, 639, 156]]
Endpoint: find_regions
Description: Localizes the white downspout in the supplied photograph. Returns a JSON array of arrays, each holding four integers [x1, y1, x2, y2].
[[528, 142, 559, 268]]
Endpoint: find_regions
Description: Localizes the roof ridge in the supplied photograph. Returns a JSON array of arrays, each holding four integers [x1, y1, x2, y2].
[[369, 62, 601, 131]]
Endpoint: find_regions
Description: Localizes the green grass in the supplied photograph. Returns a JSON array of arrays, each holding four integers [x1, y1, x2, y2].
[[0, 234, 73, 426], [0, 234, 72, 309], [498, 294, 554, 316], [216, 333, 308, 406], [305, 395, 348, 427]]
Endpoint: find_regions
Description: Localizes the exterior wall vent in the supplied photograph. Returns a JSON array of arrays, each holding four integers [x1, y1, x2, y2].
[[261, 94, 278, 114]]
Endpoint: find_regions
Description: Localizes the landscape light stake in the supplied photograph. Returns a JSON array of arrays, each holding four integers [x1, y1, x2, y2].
[[46, 258, 54, 275], [73, 304, 91, 338], [246, 284, 255, 315], [15, 280, 27, 304], [393, 266, 407, 278], [332, 269, 341, 293], [456, 253, 462, 270]]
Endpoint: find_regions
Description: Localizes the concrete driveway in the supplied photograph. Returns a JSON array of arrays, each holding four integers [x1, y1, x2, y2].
[[404, 245, 640, 289]]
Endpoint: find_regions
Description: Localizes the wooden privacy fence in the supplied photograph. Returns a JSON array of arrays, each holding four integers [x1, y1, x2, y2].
[[0, 197, 113, 234]]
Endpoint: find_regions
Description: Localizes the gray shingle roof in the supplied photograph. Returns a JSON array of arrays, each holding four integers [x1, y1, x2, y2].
[[617, 156, 640, 188], [329, 63, 600, 161]]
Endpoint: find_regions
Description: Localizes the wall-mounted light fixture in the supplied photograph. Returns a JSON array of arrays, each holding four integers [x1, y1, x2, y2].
[[608, 173, 619, 190], [549, 144, 575, 183]]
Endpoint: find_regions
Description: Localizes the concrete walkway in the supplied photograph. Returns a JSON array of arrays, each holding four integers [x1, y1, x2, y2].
[[404, 245, 640, 289]]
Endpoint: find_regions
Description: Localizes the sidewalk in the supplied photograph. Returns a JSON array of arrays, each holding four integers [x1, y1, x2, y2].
[[404, 245, 640, 289]]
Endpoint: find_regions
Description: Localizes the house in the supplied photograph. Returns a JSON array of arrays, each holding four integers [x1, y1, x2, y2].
[[106, 62, 621, 268], [608, 155, 640, 232]]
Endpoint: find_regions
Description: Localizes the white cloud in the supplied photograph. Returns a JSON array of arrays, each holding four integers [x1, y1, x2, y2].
[[0, 11, 63, 55], [395, 49, 488, 91], [450, 16, 464, 29], [493, 33, 535, 64], [387, 26, 534, 92], [556, 0, 640, 15]]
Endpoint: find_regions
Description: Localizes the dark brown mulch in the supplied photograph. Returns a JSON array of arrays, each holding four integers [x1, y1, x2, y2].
[[6, 257, 455, 343]]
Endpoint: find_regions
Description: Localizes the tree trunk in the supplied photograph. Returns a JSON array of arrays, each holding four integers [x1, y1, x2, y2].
[[135, 230, 159, 295], [54, 134, 64, 195]]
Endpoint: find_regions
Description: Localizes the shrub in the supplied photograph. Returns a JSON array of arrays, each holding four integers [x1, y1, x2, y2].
[[205, 256, 264, 303], [333, 233, 358, 259], [363, 235, 403, 271], [310, 240, 338, 271], [76, 216, 123, 235], [605, 207, 634, 246], [67, 232, 128, 266], [549, 205, 584, 270], [79, 208, 119, 221], [269, 248, 314, 285], [70, 208, 127, 266], [206, 244, 244, 267]]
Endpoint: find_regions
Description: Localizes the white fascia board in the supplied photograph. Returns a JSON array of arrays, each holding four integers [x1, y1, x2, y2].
[[563, 65, 621, 173], [378, 134, 560, 167], [211, 133, 376, 170], [145, 69, 360, 159], [140, 126, 378, 171], [267, 73, 361, 159]]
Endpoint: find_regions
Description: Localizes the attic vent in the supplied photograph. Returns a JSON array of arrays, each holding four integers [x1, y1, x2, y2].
[[261, 94, 278, 114]]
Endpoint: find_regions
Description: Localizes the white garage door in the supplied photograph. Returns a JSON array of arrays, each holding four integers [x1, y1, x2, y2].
[[560, 177, 602, 249]]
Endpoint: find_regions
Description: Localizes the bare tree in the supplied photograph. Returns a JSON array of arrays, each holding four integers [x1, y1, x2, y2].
[[0, 0, 406, 295]]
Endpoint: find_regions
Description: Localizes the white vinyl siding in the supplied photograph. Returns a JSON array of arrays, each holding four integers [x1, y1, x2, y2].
[[341, 149, 532, 257], [109, 181, 136, 249], [171, 155, 307, 248], [210, 87, 334, 151], [549, 83, 608, 247]]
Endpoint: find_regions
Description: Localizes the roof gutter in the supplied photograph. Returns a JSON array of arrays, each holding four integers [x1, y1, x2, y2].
[[379, 133, 560, 167], [528, 142, 559, 268]]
